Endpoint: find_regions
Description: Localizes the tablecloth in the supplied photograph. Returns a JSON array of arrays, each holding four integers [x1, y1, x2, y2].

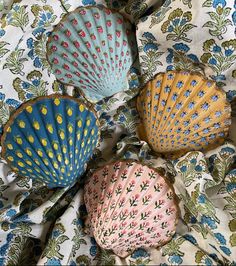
[[0, 0, 235, 265]]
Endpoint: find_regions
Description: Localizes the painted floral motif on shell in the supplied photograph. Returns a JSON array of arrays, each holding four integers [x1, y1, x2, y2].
[[84, 160, 179, 257]]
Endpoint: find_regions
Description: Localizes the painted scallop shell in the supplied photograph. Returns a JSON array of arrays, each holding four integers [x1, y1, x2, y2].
[[47, 6, 137, 102], [137, 71, 231, 158], [84, 160, 179, 257], [1, 95, 100, 188]]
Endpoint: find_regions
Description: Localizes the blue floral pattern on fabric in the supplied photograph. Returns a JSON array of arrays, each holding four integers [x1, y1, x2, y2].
[[0, 0, 235, 265], [136, 0, 236, 99]]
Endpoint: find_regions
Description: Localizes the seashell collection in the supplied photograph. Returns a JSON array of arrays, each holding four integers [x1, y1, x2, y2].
[[1, 4, 233, 258]]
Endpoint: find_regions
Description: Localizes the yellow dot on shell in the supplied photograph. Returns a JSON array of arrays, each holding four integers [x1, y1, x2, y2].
[[33, 121, 40, 130], [68, 124, 73, 133], [79, 104, 84, 112], [27, 168, 33, 173], [18, 161, 24, 167], [41, 139, 47, 146], [53, 162, 59, 169], [7, 127, 11, 133], [59, 131, 65, 140], [12, 167, 19, 171], [54, 98, 60, 106], [34, 159, 40, 165], [48, 151, 54, 159], [26, 106, 33, 113], [91, 129, 95, 135], [53, 143, 58, 150], [69, 138, 73, 146], [26, 160, 32, 166], [75, 148, 79, 154], [77, 120, 82, 128], [18, 120, 25, 128], [15, 137, 23, 145], [22, 170, 26, 174], [56, 114, 63, 124], [41, 106, 48, 115], [59, 176, 64, 180], [16, 152, 23, 158], [7, 143, 13, 150], [25, 148, 32, 156], [28, 135, 34, 143], [65, 158, 69, 165], [81, 142, 85, 148], [67, 108, 73, 116], [35, 168, 40, 173], [86, 119, 91, 126], [47, 124, 54, 134], [61, 167, 65, 173], [7, 156, 14, 161], [43, 159, 49, 166], [77, 132, 81, 140], [84, 129, 88, 136], [62, 146, 67, 153], [37, 150, 43, 157], [57, 154, 62, 162]]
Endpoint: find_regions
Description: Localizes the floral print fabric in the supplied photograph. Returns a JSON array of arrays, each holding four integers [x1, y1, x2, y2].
[[136, 0, 236, 102], [0, 0, 235, 265]]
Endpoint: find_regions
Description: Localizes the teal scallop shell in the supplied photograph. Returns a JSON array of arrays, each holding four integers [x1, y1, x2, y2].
[[47, 6, 137, 102], [1, 95, 100, 188]]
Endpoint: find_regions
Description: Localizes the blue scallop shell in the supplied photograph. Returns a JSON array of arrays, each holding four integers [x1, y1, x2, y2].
[[1, 95, 100, 188], [47, 6, 137, 102]]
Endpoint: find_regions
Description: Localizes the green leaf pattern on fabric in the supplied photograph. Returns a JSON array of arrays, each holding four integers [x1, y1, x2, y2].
[[0, 0, 235, 265]]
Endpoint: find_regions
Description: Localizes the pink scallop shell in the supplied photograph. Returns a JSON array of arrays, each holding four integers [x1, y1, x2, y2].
[[84, 160, 179, 257]]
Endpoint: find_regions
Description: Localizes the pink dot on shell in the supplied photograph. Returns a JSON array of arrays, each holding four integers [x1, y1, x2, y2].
[[53, 35, 59, 41], [53, 58, 59, 64], [79, 9, 86, 15], [51, 45, 57, 51]]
